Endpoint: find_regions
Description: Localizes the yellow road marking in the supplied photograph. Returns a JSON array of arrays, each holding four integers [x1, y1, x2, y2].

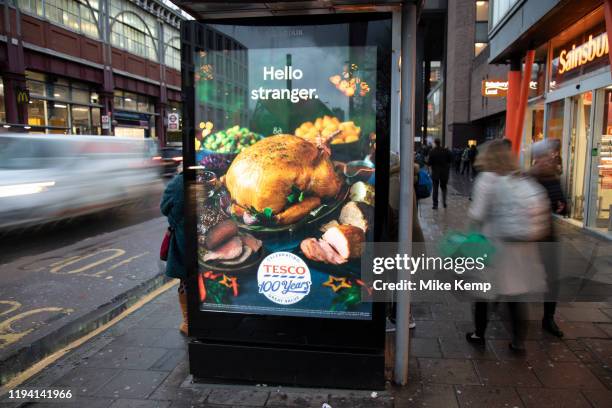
[[0, 307, 74, 349], [86, 251, 149, 277], [0, 279, 179, 395], [0, 301, 21, 317], [50, 249, 126, 275]]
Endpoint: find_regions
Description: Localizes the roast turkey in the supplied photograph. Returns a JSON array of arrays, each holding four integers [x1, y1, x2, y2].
[[225, 134, 342, 221]]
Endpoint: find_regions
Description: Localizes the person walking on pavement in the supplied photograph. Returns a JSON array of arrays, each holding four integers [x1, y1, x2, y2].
[[465, 139, 549, 352], [530, 139, 566, 338], [161, 171, 188, 335], [427, 138, 453, 209]]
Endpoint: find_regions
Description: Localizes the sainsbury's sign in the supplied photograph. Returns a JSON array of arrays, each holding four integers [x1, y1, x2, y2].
[[481, 80, 537, 97], [557, 32, 609, 75]]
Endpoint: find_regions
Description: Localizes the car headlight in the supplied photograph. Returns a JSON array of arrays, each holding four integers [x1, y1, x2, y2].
[[0, 181, 56, 198]]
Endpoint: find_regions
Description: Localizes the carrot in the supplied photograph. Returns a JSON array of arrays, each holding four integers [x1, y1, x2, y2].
[[198, 272, 206, 302]]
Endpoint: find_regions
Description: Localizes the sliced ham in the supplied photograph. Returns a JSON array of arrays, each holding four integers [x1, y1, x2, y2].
[[322, 225, 364, 259], [220, 246, 253, 265], [205, 219, 238, 250], [317, 239, 348, 264], [241, 233, 262, 253], [203, 236, 243, 262], [300, 238, 327, 262], [300, 238, 347, 265]]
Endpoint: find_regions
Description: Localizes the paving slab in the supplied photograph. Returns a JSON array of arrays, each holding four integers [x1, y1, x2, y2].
[[529, 360, 606, 389], [94, 370, 169, 399], [393, 383, 459, 408], [515, 387, 591, 408], [474, 360, 540, 387], [455, 385, 524, 408], [582, 388, 612, 408], [418, 358, 481, 385]]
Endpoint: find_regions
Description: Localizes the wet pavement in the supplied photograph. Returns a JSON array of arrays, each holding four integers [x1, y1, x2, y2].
[[0, 173, 610, 407]]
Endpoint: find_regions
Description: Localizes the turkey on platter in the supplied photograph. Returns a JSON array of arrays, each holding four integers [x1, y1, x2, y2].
[[224, 134, 342, 225]]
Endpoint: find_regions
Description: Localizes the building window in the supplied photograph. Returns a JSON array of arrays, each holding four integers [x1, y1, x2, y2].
[[25, 71, 102, 134], [71, 105, 90, 134], [475, 1, 489, 56], [114, 90, 154, 113], [110, 0, 158, 62], [28, 100, 46, 127], [164, 24, 181, 70], [47, 101, 69, 129], [491, 0, 519, 29], [43, 0, 100, 39], [18, 0, 43, 16]]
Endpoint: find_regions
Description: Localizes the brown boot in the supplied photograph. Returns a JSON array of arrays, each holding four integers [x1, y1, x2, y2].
[[178, 284, 189, 336]]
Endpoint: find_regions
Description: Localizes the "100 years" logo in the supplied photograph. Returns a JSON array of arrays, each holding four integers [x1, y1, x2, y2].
[[257, 252, 311, 305]]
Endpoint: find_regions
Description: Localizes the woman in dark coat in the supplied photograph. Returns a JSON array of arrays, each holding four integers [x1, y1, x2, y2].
[[160, 172, 187, 335], [530, 140, 566, 338]]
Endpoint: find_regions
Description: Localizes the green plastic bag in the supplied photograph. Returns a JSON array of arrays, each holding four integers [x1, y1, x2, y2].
[[438, 230, 496, 265]]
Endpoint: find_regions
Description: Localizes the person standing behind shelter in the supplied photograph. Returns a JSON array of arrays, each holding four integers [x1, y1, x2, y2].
[[468, 144, 478, 180], [160, 172, 188, 335], [427, 138, 453, 209], [461, 147, 470, 175]]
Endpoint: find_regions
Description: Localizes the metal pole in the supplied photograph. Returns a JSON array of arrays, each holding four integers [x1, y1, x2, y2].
[[394, 1, 417, 386]]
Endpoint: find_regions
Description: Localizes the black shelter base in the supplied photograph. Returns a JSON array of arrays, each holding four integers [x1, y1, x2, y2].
[[188, 339, 385, 390]]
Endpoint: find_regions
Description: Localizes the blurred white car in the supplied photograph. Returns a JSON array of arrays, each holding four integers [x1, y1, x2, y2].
[[0, 134, 163, 230]]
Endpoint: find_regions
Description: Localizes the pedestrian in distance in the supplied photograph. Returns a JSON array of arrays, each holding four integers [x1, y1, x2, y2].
[[468, 144, 478, 180], [453, 147, 462, 174], [427, 138, 453, 209], [160, 171, 188, 336], [461, 146, 470, 176]]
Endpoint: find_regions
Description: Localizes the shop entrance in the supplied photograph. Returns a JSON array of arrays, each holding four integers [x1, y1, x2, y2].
[[521, 101, 544, 168], [566, 91, 592, 222]]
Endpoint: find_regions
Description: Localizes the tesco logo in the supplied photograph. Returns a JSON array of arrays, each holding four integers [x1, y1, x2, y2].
[[261, 264, 306, 275]]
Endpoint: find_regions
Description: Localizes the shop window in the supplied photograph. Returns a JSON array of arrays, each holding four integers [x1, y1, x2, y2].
[[587, 89, 612, 233], [113, 93, 123, 109], [47, 102, 69, 128], [0, 80, 5, 124], [71, 105, 90, 134], [70, 88, 90, 104], [137, 95, 152, 113], [27, 79, 46, 98], [123, 92, 138, 111], [91, 107, 101, 134], [546, 100, 565, 141], [47, 83, 70, 101], [28, 100, 46, 127]]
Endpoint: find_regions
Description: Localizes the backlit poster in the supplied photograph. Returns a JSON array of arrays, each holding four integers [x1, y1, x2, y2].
[[192, 24, 380, 320]]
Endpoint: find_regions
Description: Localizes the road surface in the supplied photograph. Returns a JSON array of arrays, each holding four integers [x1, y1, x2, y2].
[[0, 189, 170, 382]]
